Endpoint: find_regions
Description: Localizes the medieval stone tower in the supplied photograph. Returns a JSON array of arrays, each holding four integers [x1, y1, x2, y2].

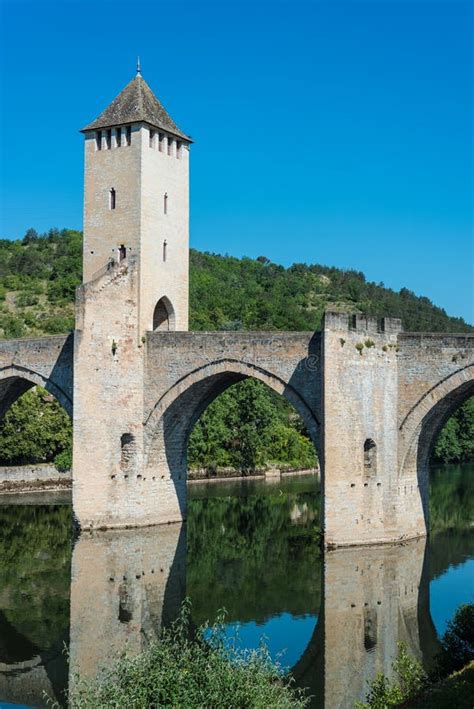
[[72, 67, 192, 530], [81, 64, 191, 333]]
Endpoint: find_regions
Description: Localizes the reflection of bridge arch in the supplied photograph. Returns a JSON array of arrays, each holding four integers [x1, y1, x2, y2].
[[0, 631, 68, 708], [4, 507, 469, 707], [290, 598, 324, 705]]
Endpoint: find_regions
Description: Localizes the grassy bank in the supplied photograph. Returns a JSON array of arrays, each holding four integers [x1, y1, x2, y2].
[[357, 604, 474, 709]]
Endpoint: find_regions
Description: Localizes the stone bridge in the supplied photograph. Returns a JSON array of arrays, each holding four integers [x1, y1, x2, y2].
[[0, 315, 473, 546]]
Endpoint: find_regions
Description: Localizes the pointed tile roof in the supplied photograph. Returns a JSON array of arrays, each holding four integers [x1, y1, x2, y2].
[[81, 75, 191, 141]]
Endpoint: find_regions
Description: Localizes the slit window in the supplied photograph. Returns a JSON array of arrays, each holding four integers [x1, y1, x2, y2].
[[164, 192, 168, 215], [363, 608, 377, 652], [364, 439, 377, 475], [149, 129, 155, 148], [120, 433, 135, 470], [116, 127, 122, 147], [109, 188, 116, 210], [168, 138, 174, 156], [96, 131, 102, 151], [126, 126, 132, 146], [176, 141, 181, 158], [106, 129, 112, 149], [158, 133, 164, 152], [163, 240, 167, 262], [119, 244, 126, 261]]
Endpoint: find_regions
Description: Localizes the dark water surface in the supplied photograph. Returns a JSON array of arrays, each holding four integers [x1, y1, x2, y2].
[[0, 465, 472, 708]]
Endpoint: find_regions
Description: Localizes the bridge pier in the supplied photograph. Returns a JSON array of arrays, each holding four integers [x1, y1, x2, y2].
[[322, 312, 406, 547]]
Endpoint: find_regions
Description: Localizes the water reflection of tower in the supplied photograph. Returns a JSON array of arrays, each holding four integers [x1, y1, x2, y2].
[[69, 523, 438, 708], [69, 523, 186, 685], [293, 536, 434, 708], [326, 538, 434, 708]]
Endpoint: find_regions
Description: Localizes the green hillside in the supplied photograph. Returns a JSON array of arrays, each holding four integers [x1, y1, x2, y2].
[[0, 228, 472, 472], [0, 228, 472, 339]]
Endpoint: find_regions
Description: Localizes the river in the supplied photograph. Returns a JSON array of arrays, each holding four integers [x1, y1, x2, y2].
[[0, 463, 472, 708]]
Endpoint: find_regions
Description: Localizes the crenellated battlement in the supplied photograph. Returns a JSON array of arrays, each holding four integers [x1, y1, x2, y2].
[[323, 311, 403, 334]]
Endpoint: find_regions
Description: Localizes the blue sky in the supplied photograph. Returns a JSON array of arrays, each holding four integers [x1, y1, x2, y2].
[[0, 0, 472, 322]]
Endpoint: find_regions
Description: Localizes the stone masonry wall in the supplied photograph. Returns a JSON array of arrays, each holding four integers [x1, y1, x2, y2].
[[140, 126, 189, 334], [396, 332, 474, 538], [322, 312, 402, 547], [0, 464, 71, 492], [141, 330, 322, 524], [0, 335, 73, 417], [73, 258, 146, 530]]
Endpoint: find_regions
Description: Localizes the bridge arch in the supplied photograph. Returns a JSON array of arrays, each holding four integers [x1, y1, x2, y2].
[[0, 365, 73, 420], [399, 364, 474, 530], [144, 358, 320, 479]]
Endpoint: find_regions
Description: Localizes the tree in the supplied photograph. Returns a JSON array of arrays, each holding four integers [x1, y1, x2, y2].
[[0, 388, 72, 465]]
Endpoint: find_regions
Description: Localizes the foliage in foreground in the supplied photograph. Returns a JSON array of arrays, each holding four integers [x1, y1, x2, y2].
[[357, 603, 474, 708], [355, 644, 428, 708], [408, 661, 474, 708], [63, 602, 309, 709]]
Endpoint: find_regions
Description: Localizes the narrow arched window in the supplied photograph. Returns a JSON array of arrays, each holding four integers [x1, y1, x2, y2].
[[364, 439, 377, 475], [109, 188, 116, 210], [163, 240, 167, 262], [153, 297, 175, 331], [164, 192, 168, 215]]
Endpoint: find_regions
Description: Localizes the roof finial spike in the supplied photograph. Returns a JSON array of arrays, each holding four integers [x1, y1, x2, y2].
[[136, 56, 141, 76]]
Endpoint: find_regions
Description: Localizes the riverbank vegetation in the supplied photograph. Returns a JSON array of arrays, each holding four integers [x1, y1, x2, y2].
[[0, 228, 472, 471], [65, 602, 309, 708], [357, 603, 474, 708]]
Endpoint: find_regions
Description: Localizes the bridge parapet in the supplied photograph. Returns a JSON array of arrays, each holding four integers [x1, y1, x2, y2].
[[323, 311, 402, 334]]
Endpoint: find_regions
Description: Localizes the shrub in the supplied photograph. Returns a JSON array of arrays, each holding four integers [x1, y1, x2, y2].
[[54, 449, 72, 472], [16, 291, 39, 307], [65, 602, 309, 708], [356, 643, 428, 708], [41, 315, 74, 334]]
